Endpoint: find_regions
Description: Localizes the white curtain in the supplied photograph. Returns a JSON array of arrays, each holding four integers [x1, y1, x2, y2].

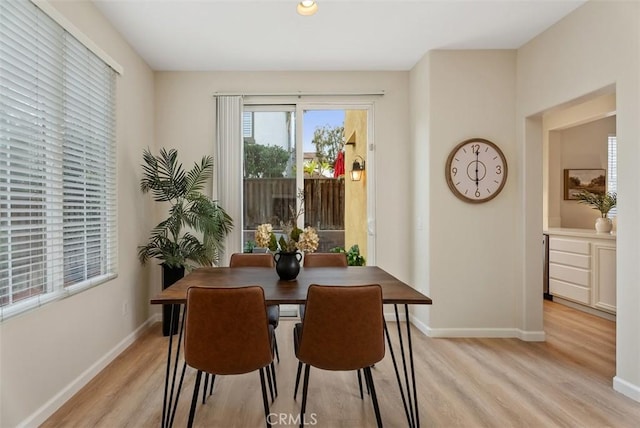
[[215, 96, 243, 265]]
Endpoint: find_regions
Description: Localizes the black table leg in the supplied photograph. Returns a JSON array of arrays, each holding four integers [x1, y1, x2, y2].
[[161, 303, 186, 428], [384, 304, 420, 428]]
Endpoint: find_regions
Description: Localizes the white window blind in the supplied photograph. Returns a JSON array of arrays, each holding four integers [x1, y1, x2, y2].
[[607, 134, 617, 218], [0, 0, 117, 321]]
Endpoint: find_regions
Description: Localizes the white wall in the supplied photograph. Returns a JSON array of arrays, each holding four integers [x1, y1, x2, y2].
[[0, 1, 156, 426], [253, 112, 290, 149], [410, 50, 527, 338], [154, 71, 411, 278], [518, 0, 640, 401]]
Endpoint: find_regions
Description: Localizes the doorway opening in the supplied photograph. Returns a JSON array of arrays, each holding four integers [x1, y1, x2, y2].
[[541, 91, 617, 321]]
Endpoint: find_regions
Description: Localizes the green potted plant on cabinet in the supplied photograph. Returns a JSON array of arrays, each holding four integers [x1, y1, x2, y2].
[[575, 190, 617, 233], [138, 148, 233, 335]]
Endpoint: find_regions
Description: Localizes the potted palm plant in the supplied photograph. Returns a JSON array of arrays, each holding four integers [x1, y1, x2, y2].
[[138, 148, 233, 334], [575, 190, 617, 233]]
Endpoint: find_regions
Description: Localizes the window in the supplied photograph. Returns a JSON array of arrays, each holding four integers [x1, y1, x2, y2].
[[241, 106, 350, 253], [0, 0, 117, 320], [607, 134, 617, 218]]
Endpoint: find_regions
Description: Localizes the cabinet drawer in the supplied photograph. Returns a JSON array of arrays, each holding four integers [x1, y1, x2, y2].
[[549, 237, 590, 255], [549, 250, 590, 269], [550, 278, 590, 304], [549, 263, 590, 286]]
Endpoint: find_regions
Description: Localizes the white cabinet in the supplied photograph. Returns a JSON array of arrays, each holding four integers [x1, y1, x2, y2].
[[547, 230, 616, 314], [549, 237, 591, 305], [593, 243, 616, 313]]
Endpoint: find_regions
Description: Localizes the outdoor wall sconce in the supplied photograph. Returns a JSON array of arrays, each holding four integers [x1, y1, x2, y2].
[[350, 155, 366, 181]]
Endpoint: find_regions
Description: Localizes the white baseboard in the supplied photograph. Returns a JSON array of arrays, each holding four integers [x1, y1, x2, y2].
[[517, 329, 546, 341], [19, 316, 158, 428], [552, 296, 616, 321], [409, 313, 430, 336], [389, 315, 546, 342], [613, 376, 640, 403], [417, 326, 545, 341], [425, 327, 524, 338]]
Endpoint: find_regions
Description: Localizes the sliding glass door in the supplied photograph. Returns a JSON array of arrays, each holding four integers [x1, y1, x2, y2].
[[241, 104, 372, 270], [242, 106, 298, 249]]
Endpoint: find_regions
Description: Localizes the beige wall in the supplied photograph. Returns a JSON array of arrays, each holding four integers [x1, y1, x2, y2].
[[0, 1, 156, 426], [543, 93, 616, 228], [3, 1, 640, 426], [555, 116, 616, 229], [410, 50, 521, 336], [344, 110, 368, 258], [518, 0, 640, 400], [154, 71, 411, 275]]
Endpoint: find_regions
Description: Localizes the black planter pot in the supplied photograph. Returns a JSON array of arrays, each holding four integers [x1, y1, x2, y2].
[[162, 264, 185, 336]]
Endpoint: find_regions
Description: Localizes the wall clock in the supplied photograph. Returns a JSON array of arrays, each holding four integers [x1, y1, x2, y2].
[[445, 138, 508, 203]]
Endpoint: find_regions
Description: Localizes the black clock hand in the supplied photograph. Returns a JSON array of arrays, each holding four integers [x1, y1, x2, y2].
[[475, 148, 479, 187]]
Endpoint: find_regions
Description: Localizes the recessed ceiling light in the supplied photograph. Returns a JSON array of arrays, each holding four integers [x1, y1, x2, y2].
[[297, 1, 318, 16]]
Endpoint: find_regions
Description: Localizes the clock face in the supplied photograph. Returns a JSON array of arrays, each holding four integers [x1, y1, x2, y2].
[[445, 138, 507, 203]]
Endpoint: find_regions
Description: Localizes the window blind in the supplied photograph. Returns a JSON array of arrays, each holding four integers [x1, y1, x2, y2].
[[0, 0, 117, 321], [607, 134, 617, 218]]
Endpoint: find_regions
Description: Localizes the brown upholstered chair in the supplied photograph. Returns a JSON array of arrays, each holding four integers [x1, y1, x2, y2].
[[230, 252, 275, 268], [229, 253, 281, 362], [303, 252, 348, 267], [293, 284, 385, 428], [299, 252, 348, 320], [203, 253, 280, 404], [184, 286, 274, 428]]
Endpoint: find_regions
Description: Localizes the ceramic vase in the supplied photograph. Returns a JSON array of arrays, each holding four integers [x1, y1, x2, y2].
[[595, 217, 613, 233], [274, 251, 302, 281]]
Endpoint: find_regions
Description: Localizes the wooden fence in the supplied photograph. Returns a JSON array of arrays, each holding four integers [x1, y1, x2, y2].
[[243, 177, 344, 230]]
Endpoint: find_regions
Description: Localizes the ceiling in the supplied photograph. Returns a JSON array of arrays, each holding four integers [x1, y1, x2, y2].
[[93, 0, 586, 72]]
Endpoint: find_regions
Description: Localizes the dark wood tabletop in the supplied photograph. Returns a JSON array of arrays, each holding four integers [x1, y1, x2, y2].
[[150, 266, 432, 306]]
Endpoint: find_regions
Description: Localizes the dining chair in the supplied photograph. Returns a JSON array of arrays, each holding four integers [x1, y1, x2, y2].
[[298, 251, 369, 397], [293, 284, 385, 428], [302, 252, 348, 268], [229, 253, 281, 362], [299, 252, 348, 320], [184, 286, 274, 428], [203, 253, 280, 404]]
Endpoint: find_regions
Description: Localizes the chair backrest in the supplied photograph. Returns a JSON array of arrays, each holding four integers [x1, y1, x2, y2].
[[229, 252, 275, 268], [303, 252, 348, 267], [184, 286, 272, 375], [297, 284, 384, 371]]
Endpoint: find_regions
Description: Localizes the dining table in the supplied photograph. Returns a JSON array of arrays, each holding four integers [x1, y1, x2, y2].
[[150, 265, 432, 428]]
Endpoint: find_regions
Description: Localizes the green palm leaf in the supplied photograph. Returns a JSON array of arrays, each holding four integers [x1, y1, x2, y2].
[[138, 149, 233, 269]]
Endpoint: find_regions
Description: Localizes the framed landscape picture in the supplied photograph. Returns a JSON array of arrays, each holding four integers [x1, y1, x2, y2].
[[564, 169, 606, 200]]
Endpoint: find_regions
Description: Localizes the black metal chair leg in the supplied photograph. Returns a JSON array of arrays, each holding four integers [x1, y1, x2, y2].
[[299, 364, 311, 428], [187, 370, 203, 428], [294, 361, 303, 399], [357, 369, 364, 399], [265, 362, 275, 403], [259, 368, 272, 428], [274, 335, 280, 363], [209, 374, 216, 395], [270, 361, 278, 397], [202, 373, 209, 404], [364, 367, 383, 428]]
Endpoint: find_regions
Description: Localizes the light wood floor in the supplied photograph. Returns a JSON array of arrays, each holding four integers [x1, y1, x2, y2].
[[42, 301, 640, 427]]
